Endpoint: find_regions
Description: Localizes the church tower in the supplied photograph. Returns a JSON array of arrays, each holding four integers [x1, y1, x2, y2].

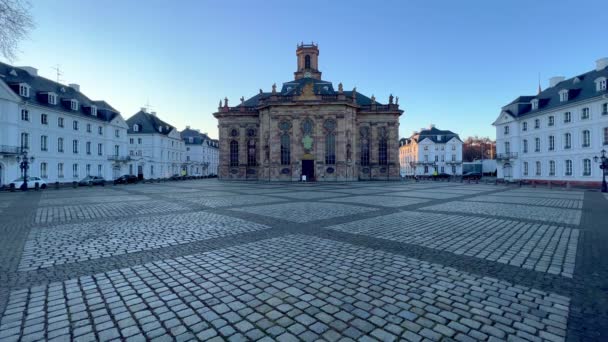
[[294, 43, 322, 80]]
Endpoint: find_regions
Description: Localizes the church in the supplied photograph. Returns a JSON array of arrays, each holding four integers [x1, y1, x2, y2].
[[213, 43, 403, 181]]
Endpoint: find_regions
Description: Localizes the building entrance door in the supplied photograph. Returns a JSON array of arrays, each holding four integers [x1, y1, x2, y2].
[[503, 163, 512, 181], [302, 160, 314, 181], [137, 165, 144, 180]]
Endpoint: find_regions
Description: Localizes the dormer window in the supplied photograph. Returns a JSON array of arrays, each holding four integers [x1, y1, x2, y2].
[[90, 105, 97, 116], [133, 124, 139, 132], [595, 77, 607, 92], [531, 99, 539, 110], [19, 83, 30, 97], [48, 93, 57, 105], [559, 89, 569, 102], [158, 127, 163, 133], [189, 137, 194, 143], [70, 99, 79, 111]]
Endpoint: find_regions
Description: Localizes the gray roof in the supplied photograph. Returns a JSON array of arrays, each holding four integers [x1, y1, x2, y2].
[[0, 62, 120, 122], [126, 111, 175, 135], [405, 127, 461, 144], [181, 128, 210, 144], [503, 65, 608, 117]]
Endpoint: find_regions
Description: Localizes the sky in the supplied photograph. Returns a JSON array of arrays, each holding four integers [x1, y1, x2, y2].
[[7, 0, 608, 140]]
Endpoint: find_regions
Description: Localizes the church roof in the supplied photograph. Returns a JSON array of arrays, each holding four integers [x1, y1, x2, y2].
[[126, 110, 176, 135]]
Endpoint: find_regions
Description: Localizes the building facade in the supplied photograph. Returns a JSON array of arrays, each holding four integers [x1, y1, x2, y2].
[[0, 63, 129, 186], [213, 44, 403, 181], [494, 58, 608, 185], [399, 125, 463, 176], [125, 110, 185, 179], [181, 127, 219, 176]]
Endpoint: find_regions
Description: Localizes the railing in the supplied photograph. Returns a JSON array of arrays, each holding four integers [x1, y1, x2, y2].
[[496, 152, 518, 160], [0, 145, 21, 154], [107, 155, 131, 162]]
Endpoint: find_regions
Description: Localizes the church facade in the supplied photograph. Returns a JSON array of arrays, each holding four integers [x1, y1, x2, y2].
[[213, 43, 403, 181]]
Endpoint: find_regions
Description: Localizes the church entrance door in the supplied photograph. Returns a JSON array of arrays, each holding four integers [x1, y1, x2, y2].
[[302, 160, 314, 181]]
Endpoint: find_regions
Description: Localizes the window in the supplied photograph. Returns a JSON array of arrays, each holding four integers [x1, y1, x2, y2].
[[72, 164, 79, 178], [19, 84, 29, 97], [565, 160, 573, 176], [325, 134, 336, 165], [564, 112, 571, 123], [549, 160, 555, 176], [305, 55, 311, 69], [20, 132, 29, 149], [548, 135, 555, 151], [40, 162, 47, 178], [534, 119, 540, 129], [604, 127, 608, 145], [424, 146, 428, 151], [133, 124, 139, 132], [531, 100, 538, 110], [138, 138, 142, 144], [452, 165, 456, 174], [424, 165, 429, 174], [57, 138, 64, 152], [230, 140, 239, 166], [73, 121, 79, 130], [58, 163, 64, 178], [91, 106, 97, 116], [115, 129, 119, 138], [548, 116, 554, 126], [280, 134, 291, 165], [98, 143, 103, 156], [40, 135, 48, 151], [98, 126, 103, 135], [523, 139, 528, 153], [451, 154, 456, 162], [603, 103, 608, 115], [72, 140, 78, 154], [564, 133, 571, 149], [535, 161, 541, 176], [247, 140, 256, 166], [504, 141, 510, 154], [582, 130, 591, 147], [114, 145, 119, 156], [70, 100, 79, 111], [581, 108, 590, 120], [41, 114, 48, 125], [87, 124, 91, 133], [48, 93, 57, 105], [583, 159, 591, 176], [535, 137, 540, 152], [86, 142, 91, 155], [504, 126, 509, 135], [559, 90, 568, 102], [523, 162, 528, 176], [86, 164, 91, 176], [58, 117, 64, 128], [98, 164, 103, 177], [378, 138, 388, 165], [597, 77, 607, 91], [522, 122, 527, 131], [21, 109, 29, 121], [360, 138, 370, 166], [129, 138, 134, 144]]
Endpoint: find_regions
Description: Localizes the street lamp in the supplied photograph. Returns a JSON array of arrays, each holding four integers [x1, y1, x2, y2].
[[16, 148, 35, 191], [593, 149, 608, 193]]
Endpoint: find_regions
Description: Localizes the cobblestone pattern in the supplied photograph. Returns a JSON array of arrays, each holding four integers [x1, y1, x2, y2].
[[182, 195, 284, 208], [500, 190, 585, 200], [38, 195, 150, 207], [422, 201, 582, 225], [465, 195, 583, 209], [326, 210, 578, 277], [34, 200, 191, 224], [232, 202, 378, 223], [322, 195, 430, 208], [388, 191, 467, 199], [0, 236, 570, 342], [266, 191, 350, 200], [18, 212, 270, 271]]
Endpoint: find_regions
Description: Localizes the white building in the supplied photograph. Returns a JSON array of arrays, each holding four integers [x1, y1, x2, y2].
[[0, 63, 129, 186], [181, 127, 219, 176], [399, 125, 463, 176], [125, 109, 185, 179], [494, 58, 608, 185]]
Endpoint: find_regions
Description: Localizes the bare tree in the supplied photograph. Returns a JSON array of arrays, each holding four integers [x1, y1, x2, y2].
[[0, 0, 34, 62]]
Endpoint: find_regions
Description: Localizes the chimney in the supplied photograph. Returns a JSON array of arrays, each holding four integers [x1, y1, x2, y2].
[[150, 111, 157, 116], [18, 66, 38, 76], [549, 76, 565, 88], [186, 125, 191, 129], [140, 107, 147, 113], [68, 83, 80, 92], [596, 57, 608, 71]]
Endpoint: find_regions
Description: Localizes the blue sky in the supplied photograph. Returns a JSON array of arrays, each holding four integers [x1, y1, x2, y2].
[[8, 0, 608, 139]]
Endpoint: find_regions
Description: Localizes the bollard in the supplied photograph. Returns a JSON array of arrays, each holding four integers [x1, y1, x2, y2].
[[9, 183, 15, 192], [35, 182, 40, 191]]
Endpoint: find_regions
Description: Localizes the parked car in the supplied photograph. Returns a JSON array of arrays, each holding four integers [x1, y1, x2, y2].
[[432, 172, 451, 179], [113, 174, 139, 184], [170, 174, 182, 180], [78, 176, 106, 186], [10, 176, 47, 189], [462, 172, 482, 180]]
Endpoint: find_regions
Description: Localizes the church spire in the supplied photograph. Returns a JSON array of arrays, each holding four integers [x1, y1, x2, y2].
[[294, 42, 322, 80]]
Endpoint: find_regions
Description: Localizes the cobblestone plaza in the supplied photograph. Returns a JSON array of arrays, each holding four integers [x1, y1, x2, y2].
[[0, 180, 607, 341]]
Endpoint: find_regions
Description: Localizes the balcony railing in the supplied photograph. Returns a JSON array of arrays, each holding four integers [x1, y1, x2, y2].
[[496, 152, 518, 160], [107, 155, 131, 162], [0, 145, 21, 154]]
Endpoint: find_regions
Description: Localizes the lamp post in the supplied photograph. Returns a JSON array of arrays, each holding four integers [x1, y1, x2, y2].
[[16, 148, 35, 191], [593, 149, 608, 193]]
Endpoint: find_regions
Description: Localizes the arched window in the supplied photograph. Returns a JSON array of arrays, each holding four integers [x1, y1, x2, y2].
[[583, 159, 591, 176], [305, 55, 311, 69], [361, 138, 370, 166], [280, 134, 290, 165], [325, 133, 335, 165], [378, 138, 388, 166], [133, 124, 139, 132], [247, 139, 256, 166], [230, 140, 239, 167]]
